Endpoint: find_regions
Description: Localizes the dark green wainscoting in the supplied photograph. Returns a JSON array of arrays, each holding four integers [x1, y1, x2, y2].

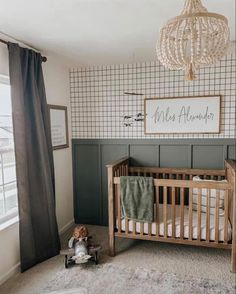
[[72, 139, 236, 226]]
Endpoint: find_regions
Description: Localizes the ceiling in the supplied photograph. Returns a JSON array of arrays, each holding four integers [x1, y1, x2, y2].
[[0, 0, 235, 66]]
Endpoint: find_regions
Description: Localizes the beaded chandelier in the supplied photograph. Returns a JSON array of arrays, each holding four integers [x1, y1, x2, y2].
[[156, 0, 230, 80]]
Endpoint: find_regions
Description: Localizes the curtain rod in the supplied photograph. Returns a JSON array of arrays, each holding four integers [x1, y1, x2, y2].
[[0, 38, 47, 62]]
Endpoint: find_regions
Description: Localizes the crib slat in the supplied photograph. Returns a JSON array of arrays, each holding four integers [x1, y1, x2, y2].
[[189, 188, 193, 240], [117, 184, 121, 233], [132, 220, 136, 236], [197, 189, 202, 240], [206, 189, 211, 242], [224, 190, 228, 243], [171, 187, 176, 238], [148, 223, 152, 236], [125, 218, 129, 234], [140, 222, 144, 235], [164, 186, 168, 238], [156, 186, 159, 236], [177, 174, 181, 204], [215, 190, 220, 243], [180, 187, 184, 239]]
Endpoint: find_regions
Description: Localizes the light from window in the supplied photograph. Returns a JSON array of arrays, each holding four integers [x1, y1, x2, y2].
[[0, 76, 18, 224]]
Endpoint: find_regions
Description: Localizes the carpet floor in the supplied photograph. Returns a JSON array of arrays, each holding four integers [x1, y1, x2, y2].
[[0, 225, 235, 294]]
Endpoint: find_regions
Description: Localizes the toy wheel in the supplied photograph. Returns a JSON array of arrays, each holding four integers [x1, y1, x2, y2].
[[65, 255, 69, 268]]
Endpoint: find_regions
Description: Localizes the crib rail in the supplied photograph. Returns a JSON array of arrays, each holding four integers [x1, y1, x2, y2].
[[129, 166, 225, 180], [113, 176, 232, 248]]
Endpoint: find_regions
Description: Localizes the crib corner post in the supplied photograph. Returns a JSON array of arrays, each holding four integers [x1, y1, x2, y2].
[[226, 161, 236, 273], [231, 188, 236, 273], [107, 165, 115, 257], [231, 180, 236, 273]]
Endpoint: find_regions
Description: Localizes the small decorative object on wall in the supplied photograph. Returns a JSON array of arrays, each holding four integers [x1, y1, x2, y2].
[[124, 92, 144, 96], [145, 96, 220, 134], [48, 104, 69, 150], [156, 0, 230, 80], [123, 113, 144, 127]]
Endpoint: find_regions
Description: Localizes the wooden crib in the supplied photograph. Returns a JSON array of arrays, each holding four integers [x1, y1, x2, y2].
[[107, 158, 236, 272]]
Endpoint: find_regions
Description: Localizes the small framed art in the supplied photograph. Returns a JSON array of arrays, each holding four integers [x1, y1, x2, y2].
[[48, 104, 69, 150]]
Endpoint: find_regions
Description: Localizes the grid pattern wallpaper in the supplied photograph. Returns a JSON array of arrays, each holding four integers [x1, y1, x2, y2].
[[70, 54, 236, 139]]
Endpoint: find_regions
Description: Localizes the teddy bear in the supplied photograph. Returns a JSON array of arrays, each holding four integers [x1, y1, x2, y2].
[[68, 226, 91, 264]]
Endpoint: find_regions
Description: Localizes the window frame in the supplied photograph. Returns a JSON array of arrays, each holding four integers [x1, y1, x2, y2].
[[0, 74, 18, 226]]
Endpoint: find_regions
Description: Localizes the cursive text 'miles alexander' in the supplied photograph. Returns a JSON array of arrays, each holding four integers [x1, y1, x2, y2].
[[152, 106, 214, 124]]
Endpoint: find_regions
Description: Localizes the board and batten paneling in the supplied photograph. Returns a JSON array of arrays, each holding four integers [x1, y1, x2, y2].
[[228, 145, 236, 160], [72, 139, 236, 225], [100, 144, 128, 225], [73, 144, 101, 224], [192, 145, 226, 169], [129, 144, 158, 167], [159, 145, 191, 168]]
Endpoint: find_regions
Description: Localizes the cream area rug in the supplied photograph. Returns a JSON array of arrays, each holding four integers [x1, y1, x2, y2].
[[43, 289, 87, 294], [41, 263, 235, 294]]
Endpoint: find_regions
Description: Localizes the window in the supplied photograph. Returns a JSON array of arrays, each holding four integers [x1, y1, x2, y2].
[[0, 75, 18, 224]]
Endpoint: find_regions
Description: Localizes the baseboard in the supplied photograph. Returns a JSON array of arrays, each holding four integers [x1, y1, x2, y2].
[[0, 262, 20, 286], [59, 219, 75, 235]]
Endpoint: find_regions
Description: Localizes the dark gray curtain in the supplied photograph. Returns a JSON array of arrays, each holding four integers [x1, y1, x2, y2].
[[8, 43, 60, 272]]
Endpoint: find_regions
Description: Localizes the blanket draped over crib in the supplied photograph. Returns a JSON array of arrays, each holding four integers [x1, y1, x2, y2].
[[120, 176, 154, 223]]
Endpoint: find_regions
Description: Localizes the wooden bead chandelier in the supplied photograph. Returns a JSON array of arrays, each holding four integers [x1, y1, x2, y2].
[[156, 0, 230, 80]]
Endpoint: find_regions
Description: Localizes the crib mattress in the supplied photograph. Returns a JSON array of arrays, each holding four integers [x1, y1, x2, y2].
[[116, 204, 232, 242]]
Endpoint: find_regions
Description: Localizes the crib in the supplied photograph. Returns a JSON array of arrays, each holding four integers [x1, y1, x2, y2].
[[106, 158, 236, 272]]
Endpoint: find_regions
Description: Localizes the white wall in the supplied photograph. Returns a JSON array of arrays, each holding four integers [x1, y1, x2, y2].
[[42, 55, 74, 232], [0, 43, 73, 284]]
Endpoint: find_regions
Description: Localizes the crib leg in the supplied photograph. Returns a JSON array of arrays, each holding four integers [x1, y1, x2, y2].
[[108, 166, 115, 257], [231, 240, 236, 273], [231, 184, 236, 273], [109, 233, 115, 257]]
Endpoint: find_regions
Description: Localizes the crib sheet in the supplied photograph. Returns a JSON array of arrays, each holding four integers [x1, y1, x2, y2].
[[116, 204, 232, 242]]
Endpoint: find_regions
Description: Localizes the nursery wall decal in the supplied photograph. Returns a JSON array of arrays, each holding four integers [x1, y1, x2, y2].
[[70, 54, 235, 139]]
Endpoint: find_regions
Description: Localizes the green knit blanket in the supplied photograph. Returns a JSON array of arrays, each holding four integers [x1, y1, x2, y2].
[[120, 176, 154, 223]]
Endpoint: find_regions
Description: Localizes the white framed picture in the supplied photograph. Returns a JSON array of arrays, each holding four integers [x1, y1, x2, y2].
[[144, 96, 221, 134], [48, 105, 69, 150]]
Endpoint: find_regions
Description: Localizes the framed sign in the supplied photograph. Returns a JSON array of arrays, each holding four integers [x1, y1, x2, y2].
[[48, 105, 69, 150], [144, 96, 221, 134]]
